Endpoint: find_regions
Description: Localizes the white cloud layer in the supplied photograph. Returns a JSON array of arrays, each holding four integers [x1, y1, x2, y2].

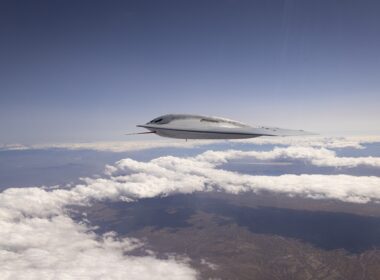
[[1, 145, 380, 279], [232, 135, 380, 149], [0, 215, 195, 280], [107, 155, 380, 203], [197, 146, 380, 168], [1, 135, 380, 152], [0, 185, 199, 278], [0, 140, 219, 152]]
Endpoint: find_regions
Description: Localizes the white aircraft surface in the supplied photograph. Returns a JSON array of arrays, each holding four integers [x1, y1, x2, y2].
[[132, 114, 313, 140]]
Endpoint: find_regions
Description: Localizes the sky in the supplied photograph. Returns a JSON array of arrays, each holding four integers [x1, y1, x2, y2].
[[1, 0, 379, 144]]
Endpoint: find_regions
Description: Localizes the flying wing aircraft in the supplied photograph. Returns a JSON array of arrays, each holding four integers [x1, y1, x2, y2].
[[132, 114, 313, 140]]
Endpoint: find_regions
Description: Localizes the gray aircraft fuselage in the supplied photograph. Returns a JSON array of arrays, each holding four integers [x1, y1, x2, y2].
[[137, 114, 311, 140]]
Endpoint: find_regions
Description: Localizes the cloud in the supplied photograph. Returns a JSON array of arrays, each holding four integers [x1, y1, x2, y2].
[[232, 135, 380, 149], [0, 143, 29, 151], [0, 190, 197, 279], [1, 140, 219, 153], [0, 214, 196, 280], [108, 155, 380, 204], [1, 135, 380, 152], [2, 145, 380, 278], [197, 146, 380, 168]]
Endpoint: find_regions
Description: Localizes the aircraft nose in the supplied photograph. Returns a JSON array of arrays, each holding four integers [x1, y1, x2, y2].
[[137, 124, 150, 128]]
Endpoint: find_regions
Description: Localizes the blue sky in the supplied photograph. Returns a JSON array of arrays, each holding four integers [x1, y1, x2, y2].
[[1, 0, 379, 144]]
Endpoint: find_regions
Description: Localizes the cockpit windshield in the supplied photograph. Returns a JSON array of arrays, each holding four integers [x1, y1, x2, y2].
[[149, 118, 163, 124], [148, 116, 171, 125]]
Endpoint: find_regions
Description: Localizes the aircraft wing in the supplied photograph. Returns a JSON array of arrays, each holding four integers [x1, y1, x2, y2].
[[250, 126, 315, 137]]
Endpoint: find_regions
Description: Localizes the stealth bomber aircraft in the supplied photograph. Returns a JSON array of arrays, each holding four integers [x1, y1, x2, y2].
[[131, 114, 312, 140]]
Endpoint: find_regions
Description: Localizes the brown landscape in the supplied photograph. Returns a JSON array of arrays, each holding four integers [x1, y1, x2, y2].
[[73, 192, 380, 280]]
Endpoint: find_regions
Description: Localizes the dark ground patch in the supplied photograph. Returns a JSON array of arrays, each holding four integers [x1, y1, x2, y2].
[[77, 193, 380, 253]]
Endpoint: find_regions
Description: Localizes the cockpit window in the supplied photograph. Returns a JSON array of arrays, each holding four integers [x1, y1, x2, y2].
[[148, 117, 171, 125], [151, 118, 163, 123]]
